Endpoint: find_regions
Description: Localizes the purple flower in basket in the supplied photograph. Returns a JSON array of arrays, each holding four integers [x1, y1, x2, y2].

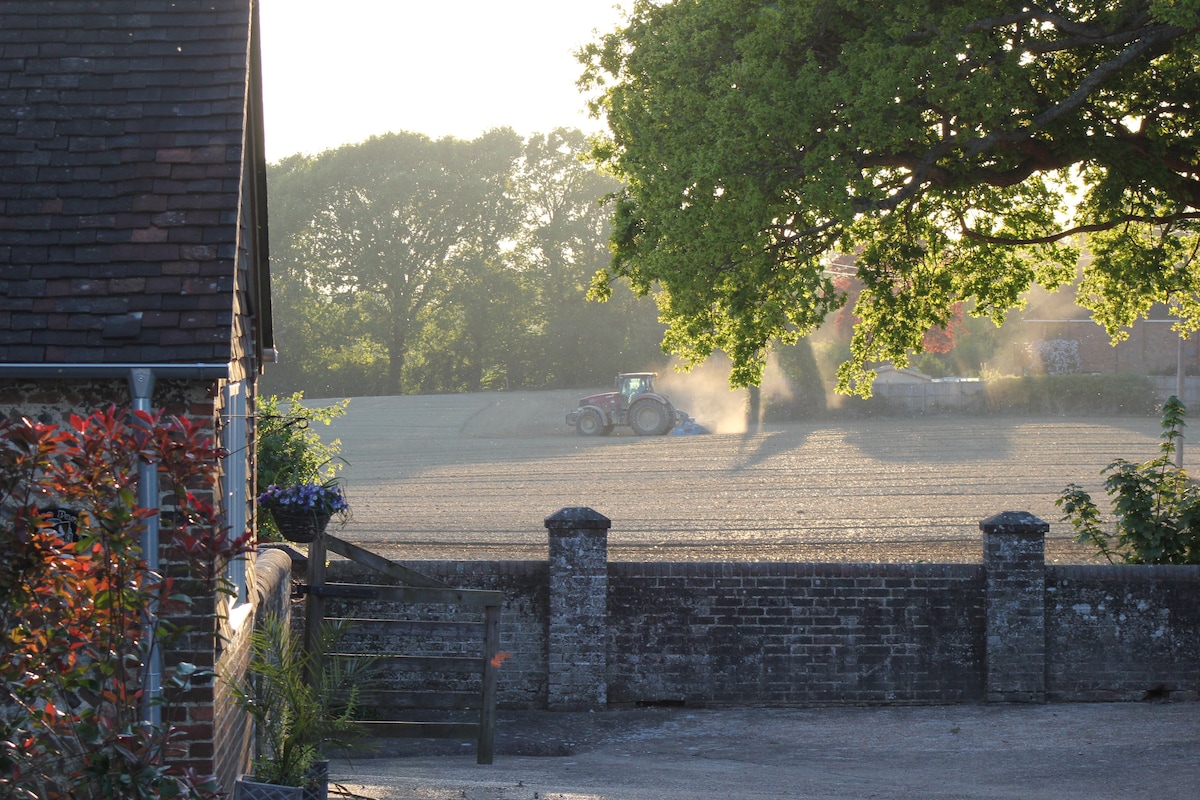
[[257, 482, 349, 517]]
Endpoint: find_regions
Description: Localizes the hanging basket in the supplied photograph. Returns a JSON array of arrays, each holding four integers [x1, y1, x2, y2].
[[269, 508, 332, 544]]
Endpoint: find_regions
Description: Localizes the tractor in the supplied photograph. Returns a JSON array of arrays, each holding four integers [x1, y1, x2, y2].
[[565, 372, 686, 436]]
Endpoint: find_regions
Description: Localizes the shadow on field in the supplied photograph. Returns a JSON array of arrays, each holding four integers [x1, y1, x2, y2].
[[838, 416, 1018, 463], [730, 427, 812, 472]]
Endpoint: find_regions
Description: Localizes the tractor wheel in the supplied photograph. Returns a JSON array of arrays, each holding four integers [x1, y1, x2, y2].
[[629, 399, 672, 435], [576, 408, 607, 436]]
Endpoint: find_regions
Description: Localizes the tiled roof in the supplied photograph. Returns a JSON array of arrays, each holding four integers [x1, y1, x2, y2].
[[0, 0, 261, 365]]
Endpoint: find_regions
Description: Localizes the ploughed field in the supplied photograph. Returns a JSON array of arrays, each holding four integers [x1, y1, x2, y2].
[[317, 390, 1165, 564]]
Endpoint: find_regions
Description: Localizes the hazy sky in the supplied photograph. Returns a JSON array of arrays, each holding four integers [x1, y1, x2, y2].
[[258, 0, 627, 162]]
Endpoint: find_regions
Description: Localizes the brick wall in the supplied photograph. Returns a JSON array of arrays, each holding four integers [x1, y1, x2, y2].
[[1025, 319, 1193, 376], [319, 509, 1199, 710], [606, 561, 985, 706], [982, 512, 1048, 702], [547, 508, 610, 710], [211, 547, 292, 789], [161, 590, 219, 778]]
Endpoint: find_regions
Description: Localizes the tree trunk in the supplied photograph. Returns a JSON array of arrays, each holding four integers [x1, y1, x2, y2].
[[388, 317, 407, 396]]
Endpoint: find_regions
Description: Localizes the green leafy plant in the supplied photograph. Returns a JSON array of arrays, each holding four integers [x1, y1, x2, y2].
[[228, 615, 376, 788], [256, 393, 348, 541], [0, 408, 253, 799], [1058, 396, 1200, 564]]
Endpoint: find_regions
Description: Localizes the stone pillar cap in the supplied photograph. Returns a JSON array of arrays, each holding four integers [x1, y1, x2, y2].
[[545, 506, 612, 529], [979, 510, 1049, 534]]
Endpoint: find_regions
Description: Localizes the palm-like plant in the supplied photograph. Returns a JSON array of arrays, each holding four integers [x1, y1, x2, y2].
[[230, 614, 376, 788]]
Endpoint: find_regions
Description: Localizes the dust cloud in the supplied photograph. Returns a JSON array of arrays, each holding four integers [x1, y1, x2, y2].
[[656, 353, 793, 434]]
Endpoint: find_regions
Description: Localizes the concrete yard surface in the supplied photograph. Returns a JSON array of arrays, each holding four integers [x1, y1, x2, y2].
[[329, 702, 1199, 800]]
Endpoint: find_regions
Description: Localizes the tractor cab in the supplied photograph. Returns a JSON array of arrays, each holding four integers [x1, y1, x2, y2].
[[616, 372, 657, 407]]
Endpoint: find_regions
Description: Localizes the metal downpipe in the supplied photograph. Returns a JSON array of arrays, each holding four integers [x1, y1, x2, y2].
[[128, 368, 162, 728]]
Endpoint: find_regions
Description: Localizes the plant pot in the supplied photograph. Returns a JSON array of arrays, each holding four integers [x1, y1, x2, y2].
[[301, 759, 329, 800], [234, 777, 302, 800], [269, 508, 331, 544]]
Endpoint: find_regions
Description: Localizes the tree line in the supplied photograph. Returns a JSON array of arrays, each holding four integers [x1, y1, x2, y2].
[[264, 128, 668, 398]]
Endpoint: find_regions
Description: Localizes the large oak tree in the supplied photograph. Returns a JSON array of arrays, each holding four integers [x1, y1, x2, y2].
[[580, 0, 1200, 391], [271, 130, 522, 396]]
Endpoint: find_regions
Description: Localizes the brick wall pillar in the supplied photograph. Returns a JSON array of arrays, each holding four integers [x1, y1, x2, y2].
[[545, 506, 610, 711], [981, 510, 1048, 703]]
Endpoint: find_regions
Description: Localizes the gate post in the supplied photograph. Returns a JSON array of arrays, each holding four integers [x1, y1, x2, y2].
[[981, 510, 1048, 703], [303, 530, 328, 687], [545, 507, 610, 711]]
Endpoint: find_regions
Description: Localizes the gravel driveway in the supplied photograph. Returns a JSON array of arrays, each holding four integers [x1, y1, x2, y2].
[[329, 702, 1200, 800]]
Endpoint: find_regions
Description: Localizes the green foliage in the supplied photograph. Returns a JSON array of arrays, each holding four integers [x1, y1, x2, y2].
[[948, 310, 1003, 378], [1059, 397, 1200, 564], [256, 393, 347, 489], [0, 409, 251, 799], [256, 393, 348, 542], [268, 129, 524, 396], [227, 615, 376, 788], [811, 339, 853, 385], [580, 0, 1200, 393], [909, 352, 951, 379], [981, 374, 1158, 415]]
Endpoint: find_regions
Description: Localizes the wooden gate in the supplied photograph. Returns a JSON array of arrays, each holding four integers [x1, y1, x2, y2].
[[300, 533, 502, 764]]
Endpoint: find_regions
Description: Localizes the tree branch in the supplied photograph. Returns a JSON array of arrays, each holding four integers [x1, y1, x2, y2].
[[960, 211, 1200, 246], [849, 21, 1190, 217]]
